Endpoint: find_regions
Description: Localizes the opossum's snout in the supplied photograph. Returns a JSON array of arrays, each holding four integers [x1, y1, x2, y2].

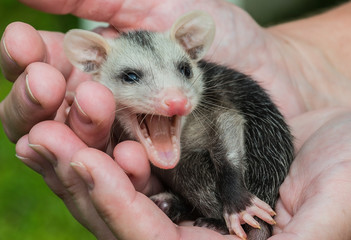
[[131, 89, 194, 169], [161, 89, 192, 116]]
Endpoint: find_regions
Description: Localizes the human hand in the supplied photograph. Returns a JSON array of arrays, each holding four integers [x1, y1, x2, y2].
[[19, 108, 351, 240], [18, 120, 237, 240], [0, 22, 118, 239], [270, 108, 351, 240]]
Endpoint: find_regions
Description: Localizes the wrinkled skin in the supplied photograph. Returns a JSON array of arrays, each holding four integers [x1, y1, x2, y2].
[[1, 1, 351, 239]]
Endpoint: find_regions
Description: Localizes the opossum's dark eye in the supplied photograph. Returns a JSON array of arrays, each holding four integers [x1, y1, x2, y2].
[[121, 71, 141, 83], [178, 62, 193, 79]]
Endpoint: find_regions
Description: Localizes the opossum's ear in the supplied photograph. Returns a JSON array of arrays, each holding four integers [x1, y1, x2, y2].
[[170, 11, 215, 61], [64, 29, 110, 73]]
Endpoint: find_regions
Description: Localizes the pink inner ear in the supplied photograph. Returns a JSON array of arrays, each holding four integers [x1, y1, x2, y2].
[[64, 29, 109, 73], [172, 13, 215, 61]]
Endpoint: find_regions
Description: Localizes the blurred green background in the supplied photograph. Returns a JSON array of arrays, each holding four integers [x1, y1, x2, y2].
[[0, 0, 348, 239]]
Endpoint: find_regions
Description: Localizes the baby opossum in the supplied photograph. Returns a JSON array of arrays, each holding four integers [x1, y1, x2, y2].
[[64, 11, 294, 240]]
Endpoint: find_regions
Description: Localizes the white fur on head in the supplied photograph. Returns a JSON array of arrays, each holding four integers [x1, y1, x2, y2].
[[170, 11, 216, 61], [63, 29, 110, 73]]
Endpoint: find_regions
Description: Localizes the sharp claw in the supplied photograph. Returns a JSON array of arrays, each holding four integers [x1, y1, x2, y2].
[[224, 196, 276, 236], [252, 196, 275, 215], [225, 213, 248, 239], [242, 212, 261, 229], [247, 205, 276, 225], [236, 229, 247, 240]]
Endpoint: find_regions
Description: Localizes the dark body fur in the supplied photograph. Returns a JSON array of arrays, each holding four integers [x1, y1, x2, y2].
[[152, 61, 294, 239]]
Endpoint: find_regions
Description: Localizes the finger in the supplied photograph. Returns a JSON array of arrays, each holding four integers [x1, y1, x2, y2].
[[72, 148, 231, 240], [72, 148, 177, 240], [0, 62, 66, 142], [16, 133, 96, 235], [113, 140, 163, 195], [16, 134, 71, 201], [66, 80, 115, 150], [0, 22, 46, 81], [26, 120, 116, 239], [0, 22, 75, 81], [19, 0, 176, 30], [16, 134, 50, 175], [27, 120, 87, 194]]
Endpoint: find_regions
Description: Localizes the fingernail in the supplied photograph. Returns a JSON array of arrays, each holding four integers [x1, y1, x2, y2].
[[73, 96, 92, 124], [70, 161, 94, 190], [25, 74, 40, 105], [2, 36, 18, 66], [16, 154, 44, 174], [271, 210, 277, 216], [28, 144, 57, 166]]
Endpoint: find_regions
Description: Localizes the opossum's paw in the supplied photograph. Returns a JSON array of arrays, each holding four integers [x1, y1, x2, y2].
[[224, 196, 276, 239], [243, 219, 272, 240], [150, 192, 190, 223], [193, 217, 229, 235], [150, 192, 173, 215]]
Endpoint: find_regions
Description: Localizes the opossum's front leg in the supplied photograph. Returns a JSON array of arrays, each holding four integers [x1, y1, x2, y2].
[[212, 163, 274, 238], [212, 113, 276, 238]]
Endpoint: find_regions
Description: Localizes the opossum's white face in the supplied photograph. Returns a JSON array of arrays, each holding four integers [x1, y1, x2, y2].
[[64, 11, 215, 169]]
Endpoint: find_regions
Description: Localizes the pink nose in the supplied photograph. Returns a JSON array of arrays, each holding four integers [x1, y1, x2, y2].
[[161, 89, 193, 117], [164, 97, 188, 116]]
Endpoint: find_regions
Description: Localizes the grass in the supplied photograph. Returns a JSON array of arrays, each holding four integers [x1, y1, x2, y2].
[[0, 1, 94, 239]]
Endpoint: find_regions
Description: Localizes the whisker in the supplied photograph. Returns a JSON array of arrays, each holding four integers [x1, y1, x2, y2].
[[139, 113, 149, 129], [191, 108, 218, 138]]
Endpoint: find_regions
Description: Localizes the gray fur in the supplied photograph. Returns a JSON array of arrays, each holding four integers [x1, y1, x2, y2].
[[123, 31, 157, 51]]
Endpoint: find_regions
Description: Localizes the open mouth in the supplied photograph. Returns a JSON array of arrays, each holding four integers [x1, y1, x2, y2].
[[133, 114, 182, 169]]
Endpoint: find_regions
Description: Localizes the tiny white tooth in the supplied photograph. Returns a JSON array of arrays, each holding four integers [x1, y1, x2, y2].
[[142, 129, 149, 138], [170, 127, 175, 135], [146, 138, 152, 145], [153, 150, 160, 161]]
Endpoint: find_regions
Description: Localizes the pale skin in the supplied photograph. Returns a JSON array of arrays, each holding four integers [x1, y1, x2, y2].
[[1, 0, 351, 239]]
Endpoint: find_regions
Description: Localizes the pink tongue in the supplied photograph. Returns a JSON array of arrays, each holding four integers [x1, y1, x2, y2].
[[145, 116, 174, 161], [140, 115, 182, 169]]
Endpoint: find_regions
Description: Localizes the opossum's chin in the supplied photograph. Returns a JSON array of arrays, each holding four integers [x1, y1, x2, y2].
[[133, 114, 182, 169]]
